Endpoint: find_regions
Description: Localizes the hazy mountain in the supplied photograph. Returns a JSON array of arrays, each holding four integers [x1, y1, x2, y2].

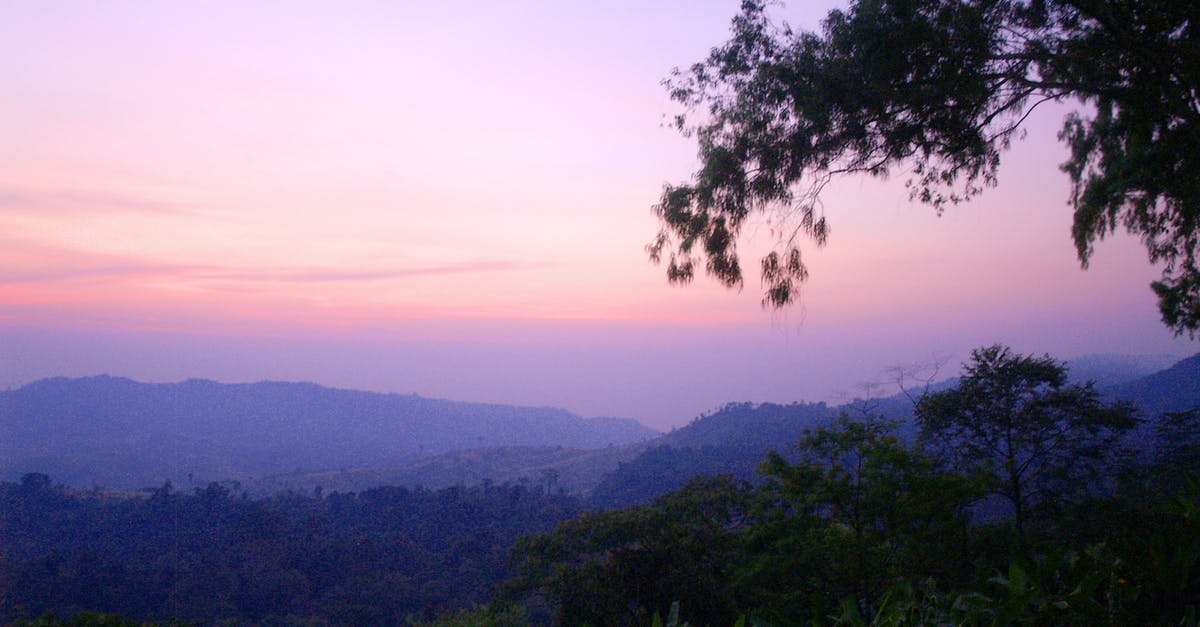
[[261, 401, 851, 504], [0, 376, 658, 490], [260, 401, 850, 503], [1066, 353, 1183, 388], [1106, 353, 1200, 418], [4, 353, 1194, 499], [589, 402, 841, 507], [587, 352, 1200, 507]]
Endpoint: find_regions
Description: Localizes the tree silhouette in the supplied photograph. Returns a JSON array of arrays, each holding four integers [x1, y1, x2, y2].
[[651, 0, 1200, 333], [914, 345, 1138, 538]]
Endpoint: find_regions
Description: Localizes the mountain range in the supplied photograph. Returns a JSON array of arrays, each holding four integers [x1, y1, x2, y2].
[[2, 352, 1195, 500], [0, 376, 656, 491]]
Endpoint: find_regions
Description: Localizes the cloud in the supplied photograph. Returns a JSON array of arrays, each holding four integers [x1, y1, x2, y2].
[[0, 236, 534, 287], [196, 261, 530, 283], [0, 188, 192, 217], [0, 236, 195, 283], [0, 262, 201, 284]]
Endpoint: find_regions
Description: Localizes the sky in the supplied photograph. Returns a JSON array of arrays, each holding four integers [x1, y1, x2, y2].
[[2, 1, 1194, 430]]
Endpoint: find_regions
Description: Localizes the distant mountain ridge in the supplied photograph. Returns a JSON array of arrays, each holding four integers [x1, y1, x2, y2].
[[588, 351, 1200, 507], [0, 376, 658, 490], [586, 401, 843, 507], [1106, 353, 1200, 417], [3, 352, 1195, 499], [1066, 353, 1182, 388]]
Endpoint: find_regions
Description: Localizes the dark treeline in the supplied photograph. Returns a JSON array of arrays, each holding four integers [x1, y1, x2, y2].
[[4, 347, 1199, 626], [0, 476, 582, 625], [501, 348, 1200, 625]]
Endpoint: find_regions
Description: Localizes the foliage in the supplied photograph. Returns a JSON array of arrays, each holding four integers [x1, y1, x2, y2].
[[6, 349, 1199, 625], [650, 602, 691, 627], [409, 603, 529, 627], [504, 347, 1198, 625], [1155, 406, 1200, 479], [506, 475, 756, 626], [739, 415, 978, 623], [649, 0, 1200, 333], [508, 417, 979, 625], [915, 344, 1138, 537], [0, 477, 582, 625], [6, 612, 159, 627], [830, 545, 1138, 626], [1100, 473, 1200, 624]]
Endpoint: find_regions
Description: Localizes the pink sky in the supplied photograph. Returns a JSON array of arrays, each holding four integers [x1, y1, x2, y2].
[[2, 1, 1194, 428]]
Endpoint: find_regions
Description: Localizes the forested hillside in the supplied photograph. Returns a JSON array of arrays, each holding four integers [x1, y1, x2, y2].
[[3, 350, 1198, 625], [0, 474, 582, 624], [0, 377, 657, 491], [503, 349, 1200, 625], [589, 402, 839, 508], [589, 353, 1200, 508], [3, 354, 1193, 506], [251, 443, 651, 497]]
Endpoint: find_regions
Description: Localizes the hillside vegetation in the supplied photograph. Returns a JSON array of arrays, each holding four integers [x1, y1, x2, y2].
[[2, 349, 1198, 625], [0, 377, 658, 491]]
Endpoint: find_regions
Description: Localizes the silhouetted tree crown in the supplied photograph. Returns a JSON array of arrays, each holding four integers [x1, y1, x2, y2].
[[914, 344, 1138, 537], [650, 0, 1200, 334]]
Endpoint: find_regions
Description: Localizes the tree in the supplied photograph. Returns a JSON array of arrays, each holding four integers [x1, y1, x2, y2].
[[505, 475, 754, 626], [649, 0, 1200, 334], [914, 345, 1138, 538], [1151, 405, 1200, 485], [742, 415, 978, 622]]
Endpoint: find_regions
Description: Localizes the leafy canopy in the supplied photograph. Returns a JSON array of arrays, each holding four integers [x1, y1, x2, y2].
[[914, 344, 1138, 536], [650, 0, 1200, 333], [745, 415, 979, 622]]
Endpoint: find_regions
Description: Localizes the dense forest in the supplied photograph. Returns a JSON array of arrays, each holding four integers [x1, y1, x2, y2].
[[0, 477, 582, 625], [497, 348, 1200, 625], [3, 348, 1199, 625]]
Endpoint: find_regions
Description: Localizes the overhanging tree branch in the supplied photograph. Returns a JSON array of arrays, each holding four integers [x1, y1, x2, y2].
[[650, 0, 1200, 334]]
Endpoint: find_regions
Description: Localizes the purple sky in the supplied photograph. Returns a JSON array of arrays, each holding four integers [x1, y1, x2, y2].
[[2, 1, 1194, 429]]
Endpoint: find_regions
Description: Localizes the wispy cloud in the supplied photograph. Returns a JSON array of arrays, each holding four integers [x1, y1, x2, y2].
[[0, 237, 535, 287], [196, 261, 529, 283], [0, 188, 192, 217], [0, 262, 202, 285]]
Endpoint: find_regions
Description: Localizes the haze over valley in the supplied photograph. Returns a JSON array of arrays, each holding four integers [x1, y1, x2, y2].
[[5, 351, 1196, 501], [2, 0, 1198, 623]]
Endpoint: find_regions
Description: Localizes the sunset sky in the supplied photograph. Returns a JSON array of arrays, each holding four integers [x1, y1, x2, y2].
[[2, 1, 1194, 429]]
